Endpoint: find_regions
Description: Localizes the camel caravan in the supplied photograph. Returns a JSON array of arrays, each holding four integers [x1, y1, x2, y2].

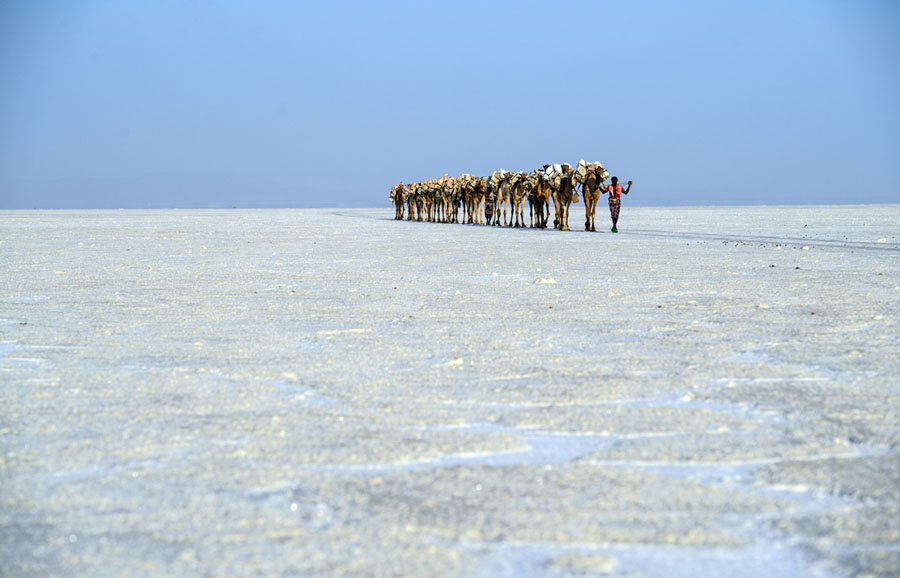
[[389, 160, 618, 232]]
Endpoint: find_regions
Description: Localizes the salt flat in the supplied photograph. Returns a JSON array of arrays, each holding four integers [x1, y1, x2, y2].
[[1, 206, 899, 577]]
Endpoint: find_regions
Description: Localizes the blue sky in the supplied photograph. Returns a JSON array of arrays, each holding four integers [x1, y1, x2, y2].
[[1, 0, 898, 208]]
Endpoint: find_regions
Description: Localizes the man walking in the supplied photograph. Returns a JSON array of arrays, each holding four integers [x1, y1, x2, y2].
[[600, 176, 632, 232]]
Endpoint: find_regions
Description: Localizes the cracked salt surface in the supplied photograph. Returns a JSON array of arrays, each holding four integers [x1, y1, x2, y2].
[[2, 207, 899, 578]]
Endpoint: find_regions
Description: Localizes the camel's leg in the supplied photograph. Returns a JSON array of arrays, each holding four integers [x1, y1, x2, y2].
[[584, 193, 593, 231], [553, 196, 561, 230], [586, 194, 595, 231], [590, 197, 596, 230]]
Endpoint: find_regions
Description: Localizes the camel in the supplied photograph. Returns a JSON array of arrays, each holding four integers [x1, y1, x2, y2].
[[449, 176, 463, 224], [458, 174, 484, 225], [471, 177, 488, 224], [390, 183, 405, 220], [426, 180, 440, 222], [547, 163, 577, 231], [449, 177, 462, 224], [405, 185, 416, 220], [455, 174, 471, 224], [575, 160, 610, 231], [414, 183, 425, 222], [456, 174, 479, 224], [508, 172, 529, 227], [415, 183, 428, 222], [488, 169, 513, 226], [436, 176, 452, 223], [528, 169, 551, 228]]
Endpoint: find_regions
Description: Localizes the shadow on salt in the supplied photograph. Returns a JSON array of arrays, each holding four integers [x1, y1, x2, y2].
[[725, 350, 776, 364], [305, 423, 619, 474], [466, 539, 819, 578]]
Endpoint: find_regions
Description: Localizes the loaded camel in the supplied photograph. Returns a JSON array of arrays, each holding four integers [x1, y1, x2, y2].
[[547, 163, 577, 231], [575, 160, 610, 232]]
